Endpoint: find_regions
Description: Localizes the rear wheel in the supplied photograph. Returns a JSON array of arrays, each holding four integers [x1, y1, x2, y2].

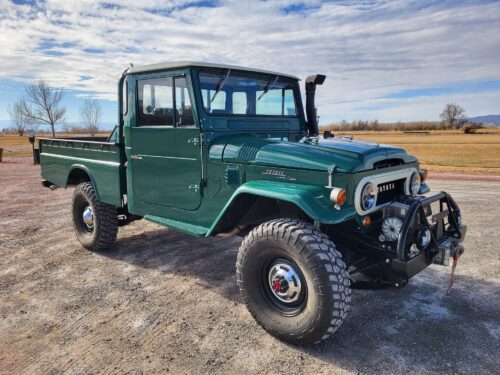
[[236, 218, 351, 345], [72, 182, 118, 251]]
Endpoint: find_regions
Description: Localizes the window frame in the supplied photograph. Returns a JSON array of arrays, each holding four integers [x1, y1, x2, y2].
[[135, 73, 196, 128], [123, 80, 128, 116]]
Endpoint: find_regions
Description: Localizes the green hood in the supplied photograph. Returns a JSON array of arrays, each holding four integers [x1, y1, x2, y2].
[[209, 136, 417, 173]]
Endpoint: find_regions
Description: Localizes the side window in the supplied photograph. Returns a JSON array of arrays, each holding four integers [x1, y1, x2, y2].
[[137, 77, 174, 126], [174, 77, 194, 127], [232, 92, 247, 114]]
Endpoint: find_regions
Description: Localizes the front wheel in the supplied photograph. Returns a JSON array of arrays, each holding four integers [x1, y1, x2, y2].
[[236, 218, 351, 345], [72, 182, 118, 251]]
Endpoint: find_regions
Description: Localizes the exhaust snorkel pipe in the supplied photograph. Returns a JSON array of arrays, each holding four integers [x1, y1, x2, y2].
[[305, 74, 326, 137]]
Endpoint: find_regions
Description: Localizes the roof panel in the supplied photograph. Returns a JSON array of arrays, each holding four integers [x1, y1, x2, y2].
[[126, 61, 300, 80]]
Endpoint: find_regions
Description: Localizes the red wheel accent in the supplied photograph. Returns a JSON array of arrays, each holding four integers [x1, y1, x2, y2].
[[273, 279, 281, 292]]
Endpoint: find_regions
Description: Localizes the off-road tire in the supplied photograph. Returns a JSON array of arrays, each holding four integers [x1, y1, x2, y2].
[[236, 218, 351, 345], [72, 182, 118, 251]]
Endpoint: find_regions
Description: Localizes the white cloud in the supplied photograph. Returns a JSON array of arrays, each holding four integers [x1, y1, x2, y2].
[[0, 0, 499, 121]]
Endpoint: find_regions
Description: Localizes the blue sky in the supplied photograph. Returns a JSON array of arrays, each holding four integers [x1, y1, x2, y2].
[[0, 0, 499, 130]]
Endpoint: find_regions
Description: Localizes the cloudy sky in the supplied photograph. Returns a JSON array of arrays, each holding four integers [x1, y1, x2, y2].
[[0, 0, 499, 128]]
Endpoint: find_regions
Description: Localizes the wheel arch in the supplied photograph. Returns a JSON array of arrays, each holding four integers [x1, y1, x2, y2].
[[206, 180, 355, 237], [208, 193, 311, 236], [66, 165, 101, 201]]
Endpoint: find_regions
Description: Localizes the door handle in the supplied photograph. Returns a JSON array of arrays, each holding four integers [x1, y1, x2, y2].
[[187, 137, 199, 146], [131, 154, 143, 160]]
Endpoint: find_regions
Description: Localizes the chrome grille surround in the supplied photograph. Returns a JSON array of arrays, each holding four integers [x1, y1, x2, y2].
[[354, 168, 418, 215]]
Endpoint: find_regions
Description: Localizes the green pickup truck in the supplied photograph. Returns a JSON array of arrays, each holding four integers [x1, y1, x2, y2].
[[39, 61, 466, 345]]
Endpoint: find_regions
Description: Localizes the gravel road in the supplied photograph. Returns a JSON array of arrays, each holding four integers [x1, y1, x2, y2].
[[1, 157, 499, 374]]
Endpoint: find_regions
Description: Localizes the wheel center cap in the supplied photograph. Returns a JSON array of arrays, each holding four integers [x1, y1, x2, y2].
[[82, 206, 94, 228], [272, 278, 289, 293], [268, 262, 302, 304]]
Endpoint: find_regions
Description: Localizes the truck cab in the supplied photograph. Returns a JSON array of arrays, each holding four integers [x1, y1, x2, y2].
[[39, 62, 466, 345]]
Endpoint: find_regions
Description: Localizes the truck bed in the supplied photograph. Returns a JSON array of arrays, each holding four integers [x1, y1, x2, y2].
[[39, 137, 124, 207]]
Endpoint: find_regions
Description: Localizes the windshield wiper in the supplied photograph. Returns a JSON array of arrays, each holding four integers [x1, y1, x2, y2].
[[211, 69, 231, 103], [257, 75, 279, 101]]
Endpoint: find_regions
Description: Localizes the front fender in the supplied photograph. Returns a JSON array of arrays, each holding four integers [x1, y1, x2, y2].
[[206, 180, 356, 236]]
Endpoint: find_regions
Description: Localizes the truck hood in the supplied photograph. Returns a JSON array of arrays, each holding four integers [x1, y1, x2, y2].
[[209, 136, 417, 173]]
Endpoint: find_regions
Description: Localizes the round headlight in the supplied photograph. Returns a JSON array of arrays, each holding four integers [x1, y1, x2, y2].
[[361, 182, 376, 210], [410, 172, 421, 195]]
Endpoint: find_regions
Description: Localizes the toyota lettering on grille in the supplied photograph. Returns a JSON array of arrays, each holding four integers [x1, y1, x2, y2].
[[378, 182, 395, 192]]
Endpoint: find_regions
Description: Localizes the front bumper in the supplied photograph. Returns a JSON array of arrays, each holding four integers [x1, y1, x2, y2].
[[391, 191, 466, 279], [329, 191, 466, 288]]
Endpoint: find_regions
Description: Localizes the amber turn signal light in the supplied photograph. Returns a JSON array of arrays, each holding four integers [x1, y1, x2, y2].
[[330, 187, 347, 206], [419, 168, 428, 181], [362, 215, 372, 227]]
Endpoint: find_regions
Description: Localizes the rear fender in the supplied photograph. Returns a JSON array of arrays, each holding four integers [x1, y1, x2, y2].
[[66, 164, 100, 200]]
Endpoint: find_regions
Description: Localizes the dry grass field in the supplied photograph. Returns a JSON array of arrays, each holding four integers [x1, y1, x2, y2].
[[0, 134, 34, 157], [334, 129, 500, 174], [1, 130, 500, 174], [0, 134, 110, 157]]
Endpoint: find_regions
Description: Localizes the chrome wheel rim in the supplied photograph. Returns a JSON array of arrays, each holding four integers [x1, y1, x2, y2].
[[82, 205, 94, 231], [268, 262, 302, 304]]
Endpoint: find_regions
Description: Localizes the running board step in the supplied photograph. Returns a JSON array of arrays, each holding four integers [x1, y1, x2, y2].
[[144, 214, 208, 237]]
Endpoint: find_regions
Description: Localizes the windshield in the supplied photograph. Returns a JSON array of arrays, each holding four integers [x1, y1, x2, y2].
[[198, 70, 299, 116]]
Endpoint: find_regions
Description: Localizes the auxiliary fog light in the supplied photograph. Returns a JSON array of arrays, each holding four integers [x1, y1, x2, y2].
[[417, 227, 431, 250]]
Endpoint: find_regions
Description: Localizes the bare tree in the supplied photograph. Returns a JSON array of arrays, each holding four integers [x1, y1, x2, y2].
[[80, 98, 103, 136], [8, 99, 34, 136], [20, 79, 65, 137], [440, 103, 466, 129]]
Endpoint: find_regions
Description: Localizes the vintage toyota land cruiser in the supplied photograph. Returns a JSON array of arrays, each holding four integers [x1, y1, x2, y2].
[[39, 62, 466, 345]]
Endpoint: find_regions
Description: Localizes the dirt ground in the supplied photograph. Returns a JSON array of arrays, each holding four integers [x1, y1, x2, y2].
[[1, 157, 499, 375]]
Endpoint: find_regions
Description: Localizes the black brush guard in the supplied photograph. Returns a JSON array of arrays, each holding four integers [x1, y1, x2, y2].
[[391, 191, 466, 279], [329, 191, 466, 288]]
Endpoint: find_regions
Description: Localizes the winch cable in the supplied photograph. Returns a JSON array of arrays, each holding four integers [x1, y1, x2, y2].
[[446, 253, 461, 295]]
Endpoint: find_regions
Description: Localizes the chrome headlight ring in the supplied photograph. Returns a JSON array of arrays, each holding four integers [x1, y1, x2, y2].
[[361, 182, 376, 211]]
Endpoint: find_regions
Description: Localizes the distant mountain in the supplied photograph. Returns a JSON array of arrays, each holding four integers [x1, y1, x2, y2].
[[467, 115, 500, 125]]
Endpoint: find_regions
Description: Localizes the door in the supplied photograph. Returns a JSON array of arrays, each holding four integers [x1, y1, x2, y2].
[[129, 73, 202, 211]]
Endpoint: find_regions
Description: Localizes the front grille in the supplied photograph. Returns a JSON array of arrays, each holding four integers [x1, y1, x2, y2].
[[376, 178, 405, 205], [373, 158, 404, 169]]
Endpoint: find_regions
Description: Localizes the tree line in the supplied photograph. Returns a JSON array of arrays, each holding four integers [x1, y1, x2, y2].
[[323, 104, 487, 134], [5, 79, 103, 137]]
